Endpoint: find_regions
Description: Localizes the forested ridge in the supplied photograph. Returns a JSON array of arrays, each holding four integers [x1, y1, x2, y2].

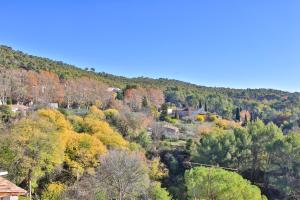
[[0, 45, 300, 200], [0, 45, 297, 99]]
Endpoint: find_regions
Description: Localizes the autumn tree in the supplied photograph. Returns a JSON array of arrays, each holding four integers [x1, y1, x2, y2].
[[9, 69, 28, 104], [67, 77, 111, 108], [41, 182, 65, 200], [124, 87, 164, 112], [83, 106, 129, 148], [37, 71, 65, 104], [25, 70, 39, 103], [146, 88, 164, 108], [1, 109, 74, 192], [0, 69, 13, 105], [63, 79, 78, 108], [64, 133, 107, 175], [124, 88, 145, 111]]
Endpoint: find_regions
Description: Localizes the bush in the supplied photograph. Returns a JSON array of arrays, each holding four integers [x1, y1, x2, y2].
[[104, 108, 119, 119], [209, 114, 218, 122], [41, 182, 65, 200], [149, 182, 172, 200], [165, 116, 178, 124], [196, 114, 205, 122], [0, 105, 13, 123], [216, 119, 240, 129], [87, 106, 105, 120], [135, 130, 152, 150], [68, 115, 85, 132]]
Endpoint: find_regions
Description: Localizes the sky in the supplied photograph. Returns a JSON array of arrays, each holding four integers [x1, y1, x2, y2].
[[0, 0, 300, 92]]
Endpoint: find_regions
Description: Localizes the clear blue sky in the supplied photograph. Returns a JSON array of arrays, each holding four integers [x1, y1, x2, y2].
[[1, 1, 300, 92]]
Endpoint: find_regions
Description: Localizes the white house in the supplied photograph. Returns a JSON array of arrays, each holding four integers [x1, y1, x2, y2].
[[11, 105, 29, 113], [167, 108, 173, 115], [106, 87, 121, 93], [47, 103, 59, 109]]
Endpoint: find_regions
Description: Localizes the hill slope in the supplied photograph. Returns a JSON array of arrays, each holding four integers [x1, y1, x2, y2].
[[0, 45, 298, 101]]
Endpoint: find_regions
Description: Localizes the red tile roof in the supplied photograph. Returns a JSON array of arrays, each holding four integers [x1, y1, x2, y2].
[[0, 177, 27, 197]]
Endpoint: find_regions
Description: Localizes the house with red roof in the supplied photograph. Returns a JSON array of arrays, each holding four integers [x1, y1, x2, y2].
[[0, 176, 27, 200]]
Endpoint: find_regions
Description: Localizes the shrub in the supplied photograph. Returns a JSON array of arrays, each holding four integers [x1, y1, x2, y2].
[[216, 119, 240, 129], [41, 182, 65, 200], [196, 114, 205, 122], [0, 105, 13, 123], [87, 106, 105, 120], [209, 114, 218, 121], [149, 182, 172, 200], [165, 116, 178, 124], [104, 108, 119, 119]]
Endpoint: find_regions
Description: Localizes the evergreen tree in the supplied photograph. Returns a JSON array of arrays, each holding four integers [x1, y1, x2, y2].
[[116, 91, 124, 100], [199, 100, 202, 109], [174, 110, 179, 119], [243, 114, 248, 126], [142, 96, 148, 108], [185, 167, 267, 200], [160, 103, 168, 121], [235, 107, 241, 121], [204, 102, 208, 112]]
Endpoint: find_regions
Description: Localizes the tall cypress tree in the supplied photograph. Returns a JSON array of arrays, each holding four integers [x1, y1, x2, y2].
[[199, 100, 202, 109], [250, 112, 254, 122], [204, 102, 208, 112], [235, 107, 241, 121], [142, 96, 148, 108], [174, 110, 179, 119], [244, 114, 248, 124]]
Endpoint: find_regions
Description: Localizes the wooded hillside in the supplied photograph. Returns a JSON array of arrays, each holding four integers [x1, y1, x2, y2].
[[0, 45, 300, 200]]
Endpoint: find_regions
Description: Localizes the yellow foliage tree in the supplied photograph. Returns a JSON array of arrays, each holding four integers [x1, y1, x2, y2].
[[149, 158, 168, 181], [83, 107, 129, 148], [41, 182, 65, 200], [37, 109, 73, 131], [91, 120, 128, 148], [104, 108, 119, 118], [86, 105, 105, 120], [36, 109, 74, 164], [10, 117, 67, 189], [65, 133, 107, 174]]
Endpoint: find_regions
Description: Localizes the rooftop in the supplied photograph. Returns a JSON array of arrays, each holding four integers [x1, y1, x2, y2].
[[0, 177, 27, 197]]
